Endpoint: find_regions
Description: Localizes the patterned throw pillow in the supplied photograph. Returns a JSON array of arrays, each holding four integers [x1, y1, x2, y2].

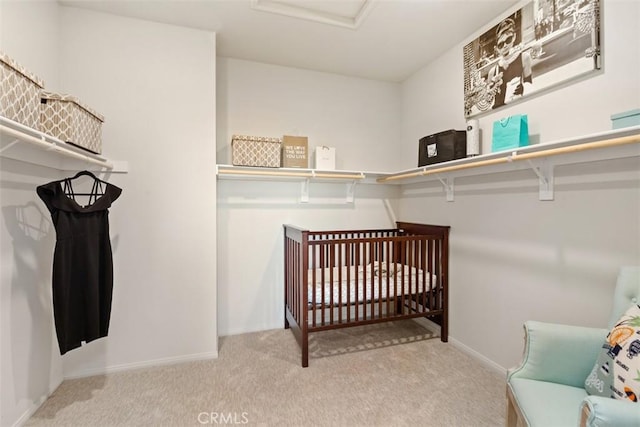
[[585, 304, 640, 402]]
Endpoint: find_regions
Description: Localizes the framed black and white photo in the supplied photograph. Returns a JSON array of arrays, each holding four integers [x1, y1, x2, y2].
[[463, 0, 601, 118]]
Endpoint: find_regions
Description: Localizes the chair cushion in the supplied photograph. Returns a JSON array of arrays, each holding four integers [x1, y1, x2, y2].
[[585, 303, 640, 402], [509, 378, 587, 426]]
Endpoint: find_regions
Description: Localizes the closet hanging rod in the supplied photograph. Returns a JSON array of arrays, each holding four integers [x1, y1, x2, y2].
[[377, 169, 425, 182], [217, 168, 365, 180], [501, 133, 640, 162], [378, 132, 640, 183], [218, 168, 313, 178], [0, 123, 113, 169], [313, 172, 365, 180]]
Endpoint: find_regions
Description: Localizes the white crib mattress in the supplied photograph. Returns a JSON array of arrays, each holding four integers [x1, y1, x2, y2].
[[307, 261, 437, 306]]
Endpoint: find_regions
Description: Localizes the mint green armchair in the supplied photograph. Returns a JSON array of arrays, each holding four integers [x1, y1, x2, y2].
[[506, 267, 640, 427]]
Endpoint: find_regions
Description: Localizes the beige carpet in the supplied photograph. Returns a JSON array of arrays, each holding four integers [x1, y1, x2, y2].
[[26, 320, 506, 426]]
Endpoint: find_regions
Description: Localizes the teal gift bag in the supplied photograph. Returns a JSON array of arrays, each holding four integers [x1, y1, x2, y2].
[[491, 114, 529, 152]]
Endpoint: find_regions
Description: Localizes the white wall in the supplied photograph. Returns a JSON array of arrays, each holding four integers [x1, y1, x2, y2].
[[398, 0, 640, 371], [217, 58, 402, 172], [400, 1, 640, 162], [57, 7, 218, 378], [216, 58, 401, 335], [1, 2, 63, 426], [1, 4, 217, 426]]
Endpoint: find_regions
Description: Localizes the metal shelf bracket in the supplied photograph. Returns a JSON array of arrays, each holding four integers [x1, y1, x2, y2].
[[345, 180, 358, 203], [437, 175, 455, 202], [300, 179, 310, 203], [528, 159, 554, 201], [0, 139, 20, 154]]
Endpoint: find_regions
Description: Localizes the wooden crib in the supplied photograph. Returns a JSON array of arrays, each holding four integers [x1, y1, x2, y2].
[[284, 222, 450, 367]]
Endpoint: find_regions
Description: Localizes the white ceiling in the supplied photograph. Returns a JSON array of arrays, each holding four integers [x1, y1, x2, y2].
[[59, 0, 520, 82]]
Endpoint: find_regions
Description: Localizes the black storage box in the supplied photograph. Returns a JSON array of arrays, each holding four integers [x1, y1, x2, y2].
[[418, 130, 467, 166]]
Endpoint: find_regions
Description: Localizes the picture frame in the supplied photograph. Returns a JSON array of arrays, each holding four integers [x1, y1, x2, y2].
[[463, 0, 601, 118]]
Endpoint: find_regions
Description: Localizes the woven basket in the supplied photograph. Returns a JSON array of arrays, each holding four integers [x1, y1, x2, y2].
[[232, 135, 282, 168], [0, 51, 45, 129], [40, 91, 104, 154]]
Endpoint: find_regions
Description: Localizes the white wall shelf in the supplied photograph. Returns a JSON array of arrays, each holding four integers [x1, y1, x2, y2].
[[216, 164, 389, 203], [217, 126, 640, 202], [377, 126, 640, 201], [0, 116, 128, 173], [216, 164, 386, 182]]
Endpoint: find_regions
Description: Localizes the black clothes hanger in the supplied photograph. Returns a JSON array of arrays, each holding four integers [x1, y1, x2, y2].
[[70, 170, 98, 180], [63, 170, 107, 200], [69, 170, 110, 184]]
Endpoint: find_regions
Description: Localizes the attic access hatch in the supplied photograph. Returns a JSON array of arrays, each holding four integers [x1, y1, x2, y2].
[[250, 0, 375, 29]]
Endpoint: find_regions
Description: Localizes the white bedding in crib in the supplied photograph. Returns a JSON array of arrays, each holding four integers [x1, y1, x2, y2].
[[307, 261, 437, 305]]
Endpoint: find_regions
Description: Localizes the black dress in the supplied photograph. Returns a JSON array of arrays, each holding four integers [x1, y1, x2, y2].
[[37, 176, 122, 355]]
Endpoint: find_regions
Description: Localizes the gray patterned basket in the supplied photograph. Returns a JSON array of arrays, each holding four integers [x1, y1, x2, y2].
[[232, 135, 282, 168], [0, 51, 45, 129], [40, 91, 104, 154]]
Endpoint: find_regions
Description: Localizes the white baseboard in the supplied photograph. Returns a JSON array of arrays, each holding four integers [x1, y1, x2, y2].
[[12, 380, 62, 427], [412, 317, 507, 377], [449, 337, 507, 376], [63, 350, 219, 380]]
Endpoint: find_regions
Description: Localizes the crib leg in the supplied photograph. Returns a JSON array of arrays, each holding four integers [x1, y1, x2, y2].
[[302, 330, 309, 368], [440, 313, 448, 342]]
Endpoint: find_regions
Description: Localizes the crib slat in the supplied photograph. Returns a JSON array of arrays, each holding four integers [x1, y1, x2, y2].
[[293, 240, 298, 325], [285, 238, 290, 326], [384, 238, 390, 316], [297, 240, 301, 323], [421, 239, 427, 311], [356, 242, 361, 321], [346, 242, 351, 323], [370, 237, 374, 319], [377, 238, 382, 316], [406, 239, 412, 315], [401, 238, 405, 316], [436, 238, 442, 311], [329, 243, 335, 325], [320, 244, 325, 326], [431, 240, 436, 309], [291, 235, 301, 332], [311, 244, 316, 327], [409, 238, 414, 314], [338, 243, 343, 324], [402, 237, 408, 315], [415, 238, 421, 310], [377, 240, 383, 318]]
